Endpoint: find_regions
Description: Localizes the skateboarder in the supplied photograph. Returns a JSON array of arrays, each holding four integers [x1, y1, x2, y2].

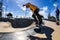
[[23, 3, 43, 26], [55, 6, 60, 25]]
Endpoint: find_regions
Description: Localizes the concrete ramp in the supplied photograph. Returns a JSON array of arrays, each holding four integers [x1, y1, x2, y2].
[[0, 18, 36, 33], [0, 22, 12, 28], [0, 18, 36, 40]]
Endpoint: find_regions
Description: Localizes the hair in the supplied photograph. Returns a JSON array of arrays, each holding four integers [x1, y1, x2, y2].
[[27, 2, 31, 4]]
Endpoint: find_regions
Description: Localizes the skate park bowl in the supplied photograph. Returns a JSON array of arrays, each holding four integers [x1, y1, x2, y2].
[[0, 18, 35, 28], [0, 18, 36, 40]]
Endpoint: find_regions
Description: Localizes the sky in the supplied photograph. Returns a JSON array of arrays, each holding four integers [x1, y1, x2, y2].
[[2, 0, 60, 19]]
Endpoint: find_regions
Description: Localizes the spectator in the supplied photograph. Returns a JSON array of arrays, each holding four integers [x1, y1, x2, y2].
[[55, 6, 60, 25]]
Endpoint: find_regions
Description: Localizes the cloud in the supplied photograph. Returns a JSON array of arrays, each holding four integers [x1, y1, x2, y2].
[[50, 9, 56, 17], [15, 0, 27, 11], [39, 11, 45, 15], [16, 0, 26, 3], [53, 3, 57, 7], [39, 6, 48, 18], [3, 11, 9, 14], [14, 3, 26, 11], [3, 10, 13, 14], [15, 0, 28, 6], [28, 11, 33, 17], [2, 11, 9, 17], [2, 5, 6, 8], [43, 6, 48, 11], [21, 6, 26, 11]]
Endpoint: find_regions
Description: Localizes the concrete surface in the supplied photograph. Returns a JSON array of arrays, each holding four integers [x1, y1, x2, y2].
[[0, 19, 60, 40], [31, 20, 60, 40]]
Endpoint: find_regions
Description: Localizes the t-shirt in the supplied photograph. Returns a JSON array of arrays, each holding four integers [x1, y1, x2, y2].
[[56, 9, 59, 15], [25, 3, 39, 13]]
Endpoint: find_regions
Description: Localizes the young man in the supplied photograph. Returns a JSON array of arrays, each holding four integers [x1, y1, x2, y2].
[[23, 3, 43, 26], [55, 7, 60, 25]]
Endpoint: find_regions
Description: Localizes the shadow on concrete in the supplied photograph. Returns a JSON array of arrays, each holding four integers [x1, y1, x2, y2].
[[29, 26, 54, 40], [0, 18, 34, 28], [12, 18, 34, 28]]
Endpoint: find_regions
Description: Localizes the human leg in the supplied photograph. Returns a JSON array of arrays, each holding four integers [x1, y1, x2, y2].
[[32, 14, 38, 24], [56, 15, 59, 25]]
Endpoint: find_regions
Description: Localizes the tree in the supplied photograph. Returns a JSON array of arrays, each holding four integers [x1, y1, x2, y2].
[[6, 13, 13, 18]]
